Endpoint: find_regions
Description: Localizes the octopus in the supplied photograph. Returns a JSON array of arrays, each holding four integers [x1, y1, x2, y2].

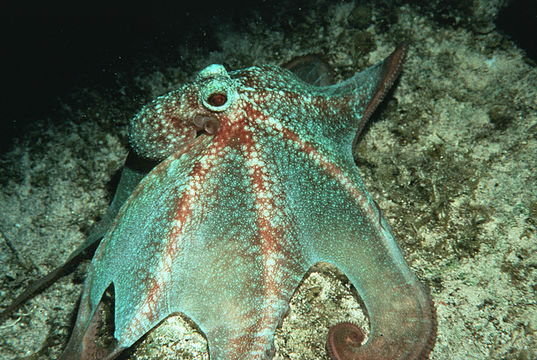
[[1, 44, 436, 360]]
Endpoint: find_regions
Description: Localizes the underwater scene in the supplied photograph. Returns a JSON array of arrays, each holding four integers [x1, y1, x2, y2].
[[0, 1, 536, 359]]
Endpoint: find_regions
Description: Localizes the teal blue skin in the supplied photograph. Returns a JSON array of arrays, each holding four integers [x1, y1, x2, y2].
[[0, 153, 151, 326], [59, 46, 436, 360]]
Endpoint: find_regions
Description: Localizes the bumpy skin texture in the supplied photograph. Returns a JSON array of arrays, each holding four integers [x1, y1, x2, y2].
[[60, 45, 436, 360]]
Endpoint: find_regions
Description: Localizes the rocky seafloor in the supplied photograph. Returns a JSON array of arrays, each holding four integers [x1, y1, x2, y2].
[[1, 1, 536, 359]]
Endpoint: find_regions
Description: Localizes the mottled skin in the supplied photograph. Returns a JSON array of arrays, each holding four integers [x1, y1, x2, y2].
[[54, 45, 436, 360], [0, 152, 152, 325]]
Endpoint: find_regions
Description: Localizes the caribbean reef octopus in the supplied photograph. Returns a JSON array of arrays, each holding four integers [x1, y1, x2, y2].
[[1, 44, 436, 359]]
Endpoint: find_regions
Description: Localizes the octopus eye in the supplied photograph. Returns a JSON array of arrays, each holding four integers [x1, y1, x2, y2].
[[199, 77, 235, 112], [207, 92, 227, 107]]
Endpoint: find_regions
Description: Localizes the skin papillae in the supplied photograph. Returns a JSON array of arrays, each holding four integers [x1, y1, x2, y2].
[[1, 45, 436, 360]]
